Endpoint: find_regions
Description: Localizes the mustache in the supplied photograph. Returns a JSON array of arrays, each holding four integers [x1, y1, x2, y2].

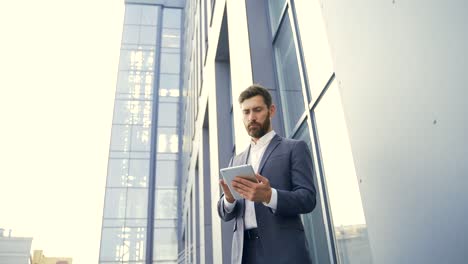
[[248, 121, 260, 128]]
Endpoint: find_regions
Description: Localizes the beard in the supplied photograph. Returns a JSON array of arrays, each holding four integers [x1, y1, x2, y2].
[[246, 113, 271, 139]]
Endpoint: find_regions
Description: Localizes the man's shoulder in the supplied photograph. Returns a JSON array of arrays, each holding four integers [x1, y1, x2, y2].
[[277, 136, 305, 146]]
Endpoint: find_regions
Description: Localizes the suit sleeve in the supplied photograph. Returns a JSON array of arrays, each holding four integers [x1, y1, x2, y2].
[[217, 194, 239, 221], [274, 140, 317, 216]]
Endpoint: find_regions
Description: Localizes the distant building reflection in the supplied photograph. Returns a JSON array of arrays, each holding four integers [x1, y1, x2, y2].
[[335, 224, 372, 264]]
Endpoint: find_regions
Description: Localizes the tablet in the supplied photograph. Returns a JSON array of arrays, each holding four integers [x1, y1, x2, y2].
[[220, 164, 258, 200]]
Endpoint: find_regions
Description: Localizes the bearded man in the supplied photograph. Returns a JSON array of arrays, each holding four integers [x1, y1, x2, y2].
[[217, 84, 317, 264]]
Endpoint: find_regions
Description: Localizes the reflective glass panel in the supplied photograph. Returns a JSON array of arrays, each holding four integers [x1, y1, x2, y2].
[[292, 121, 323, 263], [141, 5, 159, 25], [153, 228, 178, 261], [100, 227, 125, 261], [128, 159, 149, 187], [154, 219, 177, 228], [124, 5, 141, 25], [268, 0, 287, 33], [110, 125, 131, 152], [155, 189, 177, 218], [160, 53, 180, 74], [117, 70, 154, 99], [157, 128, 178, 153], [155, 160, 177, 187], [122, 25, 139, 44], [134, 101, 153, 126], [158, 103, 178, 127], [107, 159, 129, 187], [131, 125, 152, 152], [314, 80, 373, 263], [273, 13, 305, 136], [159, 74, 180, 98], [104, 188, 127, 218], [113, 100, 133, 125], [126, 188, 148, 218], [119, 50, 155, 71], [139, 26, 157, 45], [163, 9, 182, 28], [122, 227, 146, 262], [162, 29, 181, 48]]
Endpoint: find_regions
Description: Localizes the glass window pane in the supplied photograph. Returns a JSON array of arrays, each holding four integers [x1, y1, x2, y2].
[[117, 70, 154, 98], [273, 14, 305, 136], [314, 80, 373, 263], [104, 188, 127, 218], [162, 29, 181, 48], [154, 219, 177, 228], [268, 0, 287, 33], [163, 9, 182, 28], [107, 159, 129, 187], [130, 151, 151, 159], [155, 160, 177, 187], [120, 50, 155, 71], [160, 53, 180, 74], [100, 227, 125, 261], [110, 125, 131, 151], [124, 5, 141, 25], [139, 26, 157, 45], [126, 188, 148, 218], [157, 127, 178, 153], [113, 100, 133, 125], [128, 159, 149, 187], [116, 71, 154, 100], [155, 189, 177, 219], [141, 5, 159, 25], [153, 228, 177, 261], [133, 101, 153, 126], [131, 125, 152, 152], [159, 74, 180, 99], [122, 227, 146, 262], [158, 103, 178, 127], [122, 25, 139, 44], [292, 121, 322, 263]]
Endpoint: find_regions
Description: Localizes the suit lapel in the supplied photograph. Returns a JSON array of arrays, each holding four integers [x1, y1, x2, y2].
[[243, 145, 251, 165], [258, 135, 282, 174]]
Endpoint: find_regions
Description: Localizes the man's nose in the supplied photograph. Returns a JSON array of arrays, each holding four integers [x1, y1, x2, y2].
[[248, 112, 256, 122]]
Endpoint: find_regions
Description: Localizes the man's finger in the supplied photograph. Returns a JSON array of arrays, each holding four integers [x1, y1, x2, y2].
[[232, 181, 251, 193], [255, 174, 268, 183], [233, 176, 257, 187]]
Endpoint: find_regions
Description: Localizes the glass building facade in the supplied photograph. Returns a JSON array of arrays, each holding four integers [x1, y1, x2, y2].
[[101, 0, 468, 263], [100, 1, 184, 263]]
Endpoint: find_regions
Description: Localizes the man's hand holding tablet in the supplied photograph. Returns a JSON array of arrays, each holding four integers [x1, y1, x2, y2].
[[220, 164, 272, 203]]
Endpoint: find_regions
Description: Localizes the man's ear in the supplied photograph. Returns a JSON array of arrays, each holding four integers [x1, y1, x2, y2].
[[269, 104, 276, 118]]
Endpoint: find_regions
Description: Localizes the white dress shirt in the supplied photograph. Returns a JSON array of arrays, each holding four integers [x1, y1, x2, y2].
[[224, 130, 278, 230]]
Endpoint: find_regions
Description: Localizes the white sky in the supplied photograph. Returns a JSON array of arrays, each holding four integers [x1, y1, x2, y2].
[[0, 0, 124, 263]]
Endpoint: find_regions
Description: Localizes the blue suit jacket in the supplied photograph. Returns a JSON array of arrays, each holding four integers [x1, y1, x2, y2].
[[217, 135, 317, 264]]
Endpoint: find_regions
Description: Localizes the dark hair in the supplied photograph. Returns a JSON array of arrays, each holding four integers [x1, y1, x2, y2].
[[238, 84, 272, 108]]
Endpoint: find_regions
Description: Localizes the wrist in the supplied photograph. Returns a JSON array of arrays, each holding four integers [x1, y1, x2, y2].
[[225, 195, 235, 203], [264, 188, 272, 204]]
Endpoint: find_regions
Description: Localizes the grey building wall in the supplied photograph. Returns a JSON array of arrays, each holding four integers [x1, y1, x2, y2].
[[305, 0, 468, 263]]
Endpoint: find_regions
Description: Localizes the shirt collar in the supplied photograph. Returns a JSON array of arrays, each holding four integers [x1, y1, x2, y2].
[[250, 130, 276, 148]]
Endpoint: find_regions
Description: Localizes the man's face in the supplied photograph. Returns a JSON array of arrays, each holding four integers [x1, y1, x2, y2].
[[241, 95, 276, 139]]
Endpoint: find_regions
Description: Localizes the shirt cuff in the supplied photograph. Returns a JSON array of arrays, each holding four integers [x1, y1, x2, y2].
[[263, 188, 278, 211], [223, 196, 237, 213]]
